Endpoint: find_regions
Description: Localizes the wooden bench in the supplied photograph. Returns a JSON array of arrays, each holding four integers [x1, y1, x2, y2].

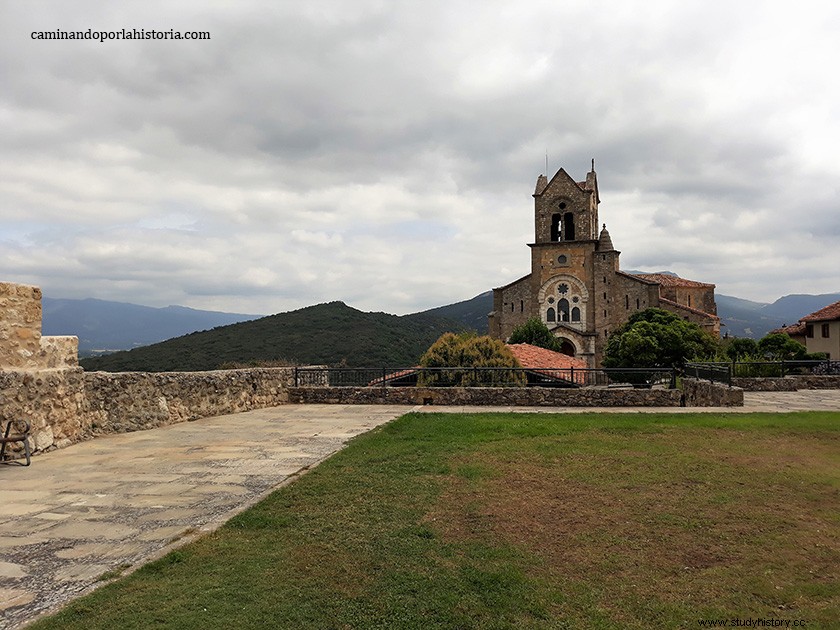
[[1, 420, 31, 466]]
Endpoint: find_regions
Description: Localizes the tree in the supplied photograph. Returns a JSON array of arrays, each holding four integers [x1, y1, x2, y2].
[[724, 337, 759, 361], [508, 318, 562, 351], [756, 333, 807, 360], [603, 308, 719, 369], [418, 332, 525, 386]]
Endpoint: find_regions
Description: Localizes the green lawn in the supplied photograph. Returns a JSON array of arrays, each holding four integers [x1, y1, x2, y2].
[[31, 412, 840, 629]]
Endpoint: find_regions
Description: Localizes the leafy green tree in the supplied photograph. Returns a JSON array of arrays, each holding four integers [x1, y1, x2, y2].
[[418, 332, 525, 386], [603, 308, 719, 369], [724, 337, 759, 361], [756, 333, 807, 360], [508, 318, 562, 351]]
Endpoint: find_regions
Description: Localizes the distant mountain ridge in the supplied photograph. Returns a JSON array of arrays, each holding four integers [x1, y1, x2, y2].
[[50, 283, 840, 372], [42, 297, 261, 356]]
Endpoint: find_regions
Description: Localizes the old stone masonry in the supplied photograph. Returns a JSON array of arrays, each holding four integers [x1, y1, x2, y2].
[[488, 164, 720, 367]]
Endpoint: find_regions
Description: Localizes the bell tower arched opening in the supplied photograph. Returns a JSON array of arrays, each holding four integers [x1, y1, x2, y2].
[[563, 212, 575, 240]]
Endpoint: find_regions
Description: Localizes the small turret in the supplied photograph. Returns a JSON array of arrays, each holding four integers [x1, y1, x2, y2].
[[597, 224, 615, 251]]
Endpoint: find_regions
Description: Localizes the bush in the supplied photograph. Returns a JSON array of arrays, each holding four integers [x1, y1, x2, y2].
[[418, 332, 525, 387]]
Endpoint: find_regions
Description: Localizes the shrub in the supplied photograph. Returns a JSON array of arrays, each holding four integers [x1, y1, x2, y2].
[[724, 337, 759, 362], [418, 332, 525, 387]]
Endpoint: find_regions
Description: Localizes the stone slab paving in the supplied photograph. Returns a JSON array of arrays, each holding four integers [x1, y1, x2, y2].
[[1, 393, 837, 629], [0, 404, 414, 629]]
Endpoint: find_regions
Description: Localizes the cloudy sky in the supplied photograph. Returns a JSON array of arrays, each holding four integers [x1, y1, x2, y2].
[[2, 1, 838, 316]]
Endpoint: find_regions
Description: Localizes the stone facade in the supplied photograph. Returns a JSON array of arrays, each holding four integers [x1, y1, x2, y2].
[[489, 166, 720, 366]]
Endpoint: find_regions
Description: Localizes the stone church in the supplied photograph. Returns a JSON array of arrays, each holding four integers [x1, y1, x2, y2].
[[488, 163, 720, 367]]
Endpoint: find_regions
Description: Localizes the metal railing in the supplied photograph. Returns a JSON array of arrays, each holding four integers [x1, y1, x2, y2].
[[293, 366, 677, 389], [684, 362, 731, 386], [684, 359, 838, 384]]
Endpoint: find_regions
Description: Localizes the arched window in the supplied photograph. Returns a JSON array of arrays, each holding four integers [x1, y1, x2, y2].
[[546, 307, 556, 322], [571, 306, 581, 322], [563, 212, 575, 241], [636, 298, 640, 309], [550, 214, 561, 241], [520, 300, 524, 312], [559, 298, 570, 322], [625, 295, 629, 310]]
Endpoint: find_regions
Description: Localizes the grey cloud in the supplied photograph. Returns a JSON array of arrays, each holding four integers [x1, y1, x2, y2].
[[2, 1, 839, 314]]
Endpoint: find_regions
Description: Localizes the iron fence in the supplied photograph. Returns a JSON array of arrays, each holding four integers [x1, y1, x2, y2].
[[293, 366, 677, 389], [730, 360, 830, 378], [684, 359, 838, 384], [684, 362, 731, 386]]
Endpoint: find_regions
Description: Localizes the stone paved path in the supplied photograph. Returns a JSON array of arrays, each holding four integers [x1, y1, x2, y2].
[[0, 404, 413, 629], [1, 394, 838, 629]]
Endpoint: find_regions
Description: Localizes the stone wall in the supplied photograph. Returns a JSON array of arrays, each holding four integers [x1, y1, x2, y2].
[[733, 375, 840, 391], [289, 386, 682, 407], [83, 368, 296, 434], [731, 377, 798, 392], [682, 378, 744, 407], [1, 367, 298, 456], [0, 367, 87, 452]]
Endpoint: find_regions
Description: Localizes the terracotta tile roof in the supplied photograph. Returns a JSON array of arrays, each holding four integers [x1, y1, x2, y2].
[[771, 323, 807, 336], [636, 273, 715, 288], [368, 368, 418, 386], [659, 297, 719, 321], [800, 299, 840, 322], [616, 271, 659, 285], [507, 344, 587, 369], [507, 343, 588, 385]]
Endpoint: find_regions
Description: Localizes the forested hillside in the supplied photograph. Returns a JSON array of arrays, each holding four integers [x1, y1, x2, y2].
[[80, 301, 465, 372]]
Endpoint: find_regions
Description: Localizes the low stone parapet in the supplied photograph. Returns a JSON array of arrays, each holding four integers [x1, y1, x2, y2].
[[682, 378, 744, 407], [732, 376, 840, 391], [0, 367, 298, 456], [288, 386, 683, 407]]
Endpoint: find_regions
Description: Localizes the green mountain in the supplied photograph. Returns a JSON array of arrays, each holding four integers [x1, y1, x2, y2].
[[79, 301, 465, 372], [417, 291, 492, 334]]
